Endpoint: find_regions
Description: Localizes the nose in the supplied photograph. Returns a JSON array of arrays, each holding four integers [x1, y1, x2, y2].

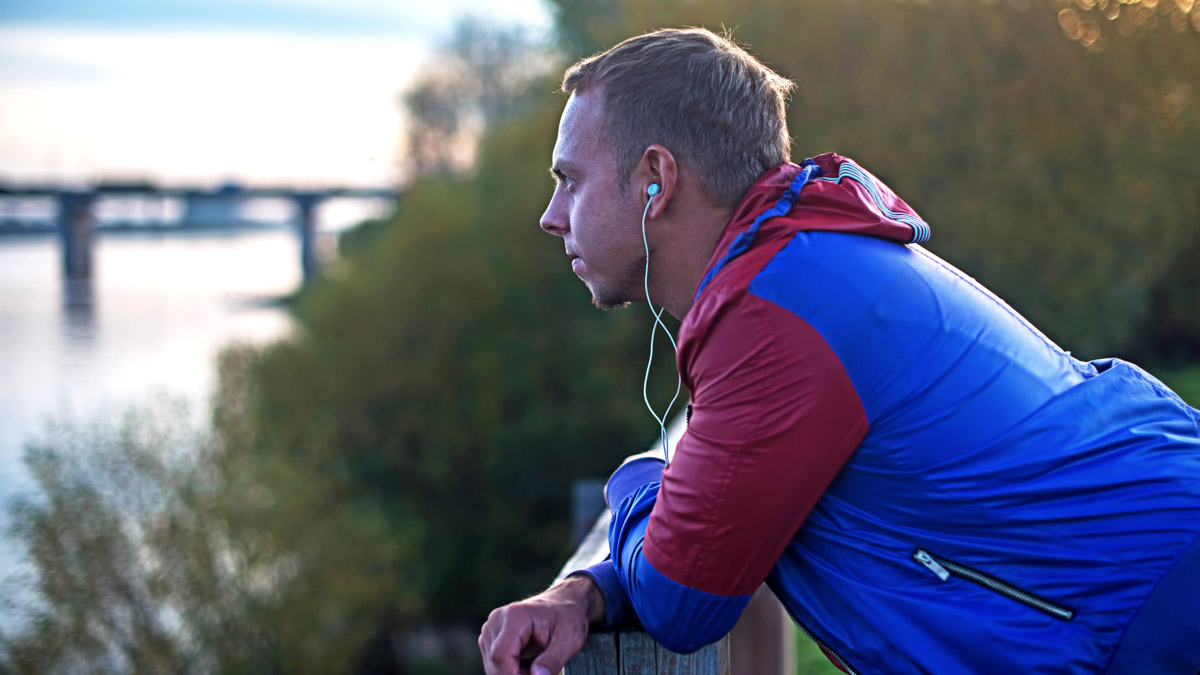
[[539, 186, 568, 236]]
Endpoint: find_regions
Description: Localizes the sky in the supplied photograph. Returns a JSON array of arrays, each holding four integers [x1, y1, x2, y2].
[[0, 0, 553, 188]]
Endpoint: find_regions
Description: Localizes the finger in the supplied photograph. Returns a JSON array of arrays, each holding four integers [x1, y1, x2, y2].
[[530, 619, 588, 675], [480, 609, 502, 647], [479, 612, 505, 674], [487, 611, 535, 675], [479, 629, 494, 674]]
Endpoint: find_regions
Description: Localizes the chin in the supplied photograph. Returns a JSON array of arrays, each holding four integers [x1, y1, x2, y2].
[[592, 296, 631, 311], [589, 285, 632, 311], [584, 261, 643, 310]]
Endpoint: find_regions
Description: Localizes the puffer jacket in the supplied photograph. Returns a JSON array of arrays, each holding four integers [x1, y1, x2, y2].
[[574, 154, 1200, 674]]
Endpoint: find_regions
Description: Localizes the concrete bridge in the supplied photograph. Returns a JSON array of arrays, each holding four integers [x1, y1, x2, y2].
[[0, 181, 398, 282]]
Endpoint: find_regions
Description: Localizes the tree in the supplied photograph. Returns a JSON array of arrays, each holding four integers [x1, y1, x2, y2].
[[1, 397, 274, 673], [1, 383, 403, 673], [402, 18, 555, 179]]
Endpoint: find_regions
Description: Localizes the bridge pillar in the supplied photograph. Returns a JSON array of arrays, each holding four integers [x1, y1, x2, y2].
[[294, 192, 323, 283], [58, 191, 97, 279]]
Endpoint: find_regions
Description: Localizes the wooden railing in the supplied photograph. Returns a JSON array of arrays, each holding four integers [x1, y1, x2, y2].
[[555, 416, 793, 675]]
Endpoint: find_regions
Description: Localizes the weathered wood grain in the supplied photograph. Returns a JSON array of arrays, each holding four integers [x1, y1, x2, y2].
[[563, 631, 619, 675], [618, 631, 657, 674], [563, 628, 730, 675], [655, 635, 729, 675]]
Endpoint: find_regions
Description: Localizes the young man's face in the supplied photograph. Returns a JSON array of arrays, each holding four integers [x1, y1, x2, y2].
[[540, 89, 646, 309]]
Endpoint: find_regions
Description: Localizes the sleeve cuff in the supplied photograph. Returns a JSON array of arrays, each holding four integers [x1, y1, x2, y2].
[[604, 456, 665, 510], [567, 558, 634, 629]]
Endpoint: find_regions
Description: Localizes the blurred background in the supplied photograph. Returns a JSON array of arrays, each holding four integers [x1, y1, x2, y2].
[[0, 0, 1197, 672]]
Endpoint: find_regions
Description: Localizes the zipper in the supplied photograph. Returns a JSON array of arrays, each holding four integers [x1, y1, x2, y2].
[[912, 549, 1075, 621], [779, 598, 860, 675]]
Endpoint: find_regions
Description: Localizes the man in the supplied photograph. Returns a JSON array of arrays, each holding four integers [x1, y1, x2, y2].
[[478, 28, 1200, 675]]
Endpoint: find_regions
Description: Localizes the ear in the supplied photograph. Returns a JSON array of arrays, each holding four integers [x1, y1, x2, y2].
[[634, 144, 677, 220]]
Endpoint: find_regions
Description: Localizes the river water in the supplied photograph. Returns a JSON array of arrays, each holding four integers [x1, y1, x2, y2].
[[0, 228, 304, 495], [0, 226, 316, 627]]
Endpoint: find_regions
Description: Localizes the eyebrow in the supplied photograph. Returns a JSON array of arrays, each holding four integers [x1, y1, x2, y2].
[[550, 161, 582, 181]]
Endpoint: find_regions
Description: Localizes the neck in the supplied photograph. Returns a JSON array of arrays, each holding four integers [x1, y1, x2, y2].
[[651, 200, 732, 321]]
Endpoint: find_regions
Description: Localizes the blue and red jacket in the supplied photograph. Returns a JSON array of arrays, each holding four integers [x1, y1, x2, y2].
[[573, 154, 1200, 673]]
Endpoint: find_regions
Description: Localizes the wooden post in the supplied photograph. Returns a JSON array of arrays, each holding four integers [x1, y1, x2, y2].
[[729, 586, 794, 675], [58, 191, 96, 279], [571, 479, 606, 548]]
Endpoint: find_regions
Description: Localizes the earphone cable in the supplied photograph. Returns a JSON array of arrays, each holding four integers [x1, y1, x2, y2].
[[641, 194, 683, 463]]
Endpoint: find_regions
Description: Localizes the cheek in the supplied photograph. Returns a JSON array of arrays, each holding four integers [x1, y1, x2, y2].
[[575, 189, 638, 256]]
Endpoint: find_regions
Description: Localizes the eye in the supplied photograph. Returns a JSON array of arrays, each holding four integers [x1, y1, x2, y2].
[[551, 167, 577, 191]]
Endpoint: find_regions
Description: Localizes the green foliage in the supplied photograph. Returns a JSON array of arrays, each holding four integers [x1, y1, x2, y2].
[[1, 398, 274, 673], [403, 17, 558, 179], [546, 0, 627, 58], [336, 216, 391, 260], [793, 628, 844, 675], [1156, 364, 1200, 407], [1, 388, 410, 673]]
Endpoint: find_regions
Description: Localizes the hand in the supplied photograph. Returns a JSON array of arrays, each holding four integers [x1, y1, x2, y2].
[[478, 575, 605, 675]]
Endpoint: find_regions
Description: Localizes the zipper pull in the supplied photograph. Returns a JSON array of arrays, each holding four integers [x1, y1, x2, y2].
[[914, 550, 951, 581]]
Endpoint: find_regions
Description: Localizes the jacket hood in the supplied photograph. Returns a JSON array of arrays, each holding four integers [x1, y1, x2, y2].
[[695, 153, 929, 299]]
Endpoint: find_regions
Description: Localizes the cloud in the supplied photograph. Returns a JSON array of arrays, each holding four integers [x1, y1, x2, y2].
[[0, 0, 552, 185], [0, 48, 115, 84], [0, 0, 402, 36], [0, 0, 550, 39], [0, 28, 430, 185]]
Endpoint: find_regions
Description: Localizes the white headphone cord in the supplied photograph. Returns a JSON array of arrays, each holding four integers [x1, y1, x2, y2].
[[641, 194, 682, 463]]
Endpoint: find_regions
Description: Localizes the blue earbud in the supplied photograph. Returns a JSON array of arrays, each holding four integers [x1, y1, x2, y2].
[[648, 183, 660, 197]]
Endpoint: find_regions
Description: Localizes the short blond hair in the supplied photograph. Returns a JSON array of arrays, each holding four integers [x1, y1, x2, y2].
[[562, 28, 794, 207]]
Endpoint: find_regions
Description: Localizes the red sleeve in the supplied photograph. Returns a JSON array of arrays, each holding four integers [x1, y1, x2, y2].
[[642, 288, 869, 596]]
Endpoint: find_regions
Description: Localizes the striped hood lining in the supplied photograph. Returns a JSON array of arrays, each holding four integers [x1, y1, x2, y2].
[[812, 159, 931, 244], [694, 154, 930, 300]]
